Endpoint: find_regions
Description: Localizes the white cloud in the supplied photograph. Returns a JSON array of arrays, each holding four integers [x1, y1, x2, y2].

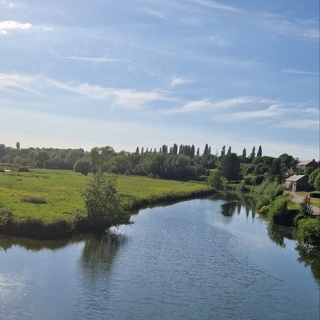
[[187, 0, 240, 13], [59, 56, 131, 63], [0, 73, 44, 95], [233, 104, 281, 119], [281, 68, 319, 76], [277, 119, 319, 130], [0, 20, 32, 35], [170, 76, 193, 87], [163, 96, 270, 115], [0, 1, 16, 8]]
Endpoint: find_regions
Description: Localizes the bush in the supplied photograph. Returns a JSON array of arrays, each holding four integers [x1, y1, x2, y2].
[[297, 218, 320, 246], [258, 206, 269, 215], [269, 198, 294, 226], [17, 166, 30, 172], [0, 168, 4, 172], [0, 207, 13, 226]]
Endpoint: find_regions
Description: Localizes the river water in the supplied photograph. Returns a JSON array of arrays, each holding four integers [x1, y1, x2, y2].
[[0, 194, 319, 320]]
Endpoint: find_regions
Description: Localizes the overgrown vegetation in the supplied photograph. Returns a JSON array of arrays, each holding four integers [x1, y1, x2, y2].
[[82, 172, 131, 234]]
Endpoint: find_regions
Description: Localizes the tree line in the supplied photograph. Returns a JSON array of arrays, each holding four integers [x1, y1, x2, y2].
[[0, 142, 305, 183]]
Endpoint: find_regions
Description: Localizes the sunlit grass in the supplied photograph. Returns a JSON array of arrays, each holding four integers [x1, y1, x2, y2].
[[0, 169, 212, 224]]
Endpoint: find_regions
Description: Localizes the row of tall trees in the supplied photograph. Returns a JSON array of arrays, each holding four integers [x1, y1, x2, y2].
[[1, 142, 298, 183]]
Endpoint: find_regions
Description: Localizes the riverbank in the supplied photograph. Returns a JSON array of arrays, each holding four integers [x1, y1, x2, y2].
[[0, 169, 214, 239]]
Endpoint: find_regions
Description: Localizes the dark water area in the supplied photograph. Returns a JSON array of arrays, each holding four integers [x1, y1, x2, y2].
[[0, 194, 319, 320]]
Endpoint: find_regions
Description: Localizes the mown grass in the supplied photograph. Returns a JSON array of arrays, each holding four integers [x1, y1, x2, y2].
[[0, 169, 213, 238]]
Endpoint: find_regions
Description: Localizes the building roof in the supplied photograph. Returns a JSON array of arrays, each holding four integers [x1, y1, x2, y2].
[[297, 159, 316, 166], [285, 175, 306, 182]]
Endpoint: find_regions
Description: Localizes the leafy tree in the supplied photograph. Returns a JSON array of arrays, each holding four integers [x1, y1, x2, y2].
[[314, 173, 320, 191], [241, 148, 247, 162], [220, 153, 240, 182], [16, 142, 20, 150], [83, 172, 130, 234], [220, 145, 225, 158], [208, 170, 225, 191], [250, 146, 255, 162], [65, 149, 85, 167], [257, 145, 262, 157], [269, 158, 281, 177], [74, 158, 91, 175]]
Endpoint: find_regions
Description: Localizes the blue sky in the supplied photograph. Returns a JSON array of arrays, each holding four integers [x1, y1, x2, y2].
[[0, 0, 319, 160]]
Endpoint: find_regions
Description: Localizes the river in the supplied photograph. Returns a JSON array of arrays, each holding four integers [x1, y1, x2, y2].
[[0, 194, 319, 320]]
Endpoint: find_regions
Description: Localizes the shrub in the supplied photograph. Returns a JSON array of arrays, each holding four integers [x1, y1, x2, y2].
[[0, 207, 13, 226], [299, 199, 313, 217], [17, 166, 29, 172], [258, 206, 269, 215], [297, 218, 320, 246], [21, 196, 47, 204], [0, 168, 4, 172], [269, 198, 294, 226]]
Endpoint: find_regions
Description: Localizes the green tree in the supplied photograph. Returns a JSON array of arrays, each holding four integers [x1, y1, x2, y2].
[[83, 172, 130, 234], [208, 170, 225, 191], [241, 148, 247, 162], [314, 173, 320, 191], [309, 168, 320, 188], [74, 158, 91, 175], [257, 145, 262, 157], [269, 158, 281, 177], [250, 146, 255, 162], [220, 153, 240, 182], [16, 142, 20, 150]]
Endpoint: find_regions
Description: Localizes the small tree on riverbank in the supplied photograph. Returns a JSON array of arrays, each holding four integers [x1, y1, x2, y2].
[[82, 172, 131, 234]]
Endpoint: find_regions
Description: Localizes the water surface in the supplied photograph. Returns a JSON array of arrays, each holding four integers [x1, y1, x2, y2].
[[0, 195, 319, 319]]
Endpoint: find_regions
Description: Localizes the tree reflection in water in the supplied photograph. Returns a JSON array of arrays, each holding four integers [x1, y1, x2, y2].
[[78, 231, 127, 284]]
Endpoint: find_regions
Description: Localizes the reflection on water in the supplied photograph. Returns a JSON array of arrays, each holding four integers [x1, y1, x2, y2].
[[0, 194, 319, 319], [78, 232, 127, 282]]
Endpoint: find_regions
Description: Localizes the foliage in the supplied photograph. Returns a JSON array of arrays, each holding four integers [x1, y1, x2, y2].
[[255, 179, 284, 209], [220, 153, 240, 182], [208, 170, 225, 191], [268, 198, 295, 226], [82, 172, 130, 233], [297, 218, 320, 247], [17, 166, 30, 172], [0, 205, 13, 226], [308, 168, 320, 188], [299, 199, 313, 217], [73, 158, 91, 175], [314, 173, 320, 191], [258, 206, 269, 215]]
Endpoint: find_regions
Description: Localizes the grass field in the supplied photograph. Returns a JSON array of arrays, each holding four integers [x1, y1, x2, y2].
[[0, 169, 213, 226]]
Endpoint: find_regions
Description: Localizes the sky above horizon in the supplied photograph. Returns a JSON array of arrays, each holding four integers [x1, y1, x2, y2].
[[0, 0, 319, 160]]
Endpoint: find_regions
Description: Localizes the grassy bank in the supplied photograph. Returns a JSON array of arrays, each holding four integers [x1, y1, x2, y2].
[[0, 169, 213, 239]]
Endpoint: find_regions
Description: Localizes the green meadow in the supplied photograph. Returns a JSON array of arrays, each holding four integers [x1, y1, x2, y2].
[[0, 169, 212, 238]]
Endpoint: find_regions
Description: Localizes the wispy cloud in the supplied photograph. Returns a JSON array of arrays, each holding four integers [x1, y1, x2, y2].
[[59, 56, 131, 63], [0, 72, 170, 109], [281, 68, 319, 76], [0, 20, 32, 35], [144, 8, 168, 20], [0, 73, 44, 95], [163, 96, 269, 115], [277, 119, 319, 130], [170, 76, 193, 87], [187, 0, 240, 13], [232, 104, 281, 119]]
